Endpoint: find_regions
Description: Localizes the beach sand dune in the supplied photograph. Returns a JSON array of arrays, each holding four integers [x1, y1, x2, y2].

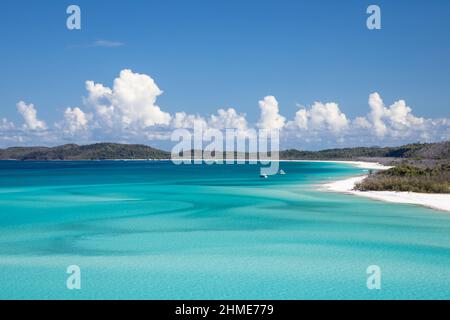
[[323, 162, 450, 213]]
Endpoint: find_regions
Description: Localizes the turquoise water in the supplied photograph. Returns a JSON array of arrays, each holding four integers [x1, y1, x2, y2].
[[0, 160, 449, 300]]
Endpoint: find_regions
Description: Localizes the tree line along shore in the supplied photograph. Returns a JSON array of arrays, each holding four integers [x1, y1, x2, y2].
[[1, 141, 449, 194]]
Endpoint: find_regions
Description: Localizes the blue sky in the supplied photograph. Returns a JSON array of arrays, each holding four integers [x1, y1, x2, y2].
[[0, 0, 449, 149]]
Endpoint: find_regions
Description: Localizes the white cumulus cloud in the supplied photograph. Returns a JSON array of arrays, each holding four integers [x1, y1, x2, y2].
[[368, 92, 388, 137], [257, 96, 286, 130], [16, 101, 47, 131], [209, 108, 248, 131], [172, 112, 207, 129], [290, 102, 349, 134], [2, 71, 449, 149], [353, 116, 372, 129], [0, 118, 15, 131], [367, 92, 425, 138], [85, 69, 171, 130], [56, 107, 90, 136]]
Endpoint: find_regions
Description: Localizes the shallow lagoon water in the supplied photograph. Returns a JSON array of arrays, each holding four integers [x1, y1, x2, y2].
[[0, 161, 449, 299]]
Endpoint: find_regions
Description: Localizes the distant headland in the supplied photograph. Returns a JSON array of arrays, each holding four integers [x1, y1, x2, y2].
[[1, 141, 449, 162], [1, 141, 449, 194]]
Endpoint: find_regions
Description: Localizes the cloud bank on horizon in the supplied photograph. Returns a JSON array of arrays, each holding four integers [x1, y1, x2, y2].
[[1, 69, 449, 149]]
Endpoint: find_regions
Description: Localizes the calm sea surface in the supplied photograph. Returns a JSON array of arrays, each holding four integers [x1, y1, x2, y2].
[[0, 161, 449, 299]]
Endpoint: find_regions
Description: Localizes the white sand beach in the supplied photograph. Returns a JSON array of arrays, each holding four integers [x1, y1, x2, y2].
[[288, 160, 392, 170], [323, 163, 450, 213]]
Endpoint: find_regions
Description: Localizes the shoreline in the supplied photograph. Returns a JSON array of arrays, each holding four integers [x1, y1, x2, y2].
[[2, 158, 449, 212], [0, 159, 392, 168], [281, 160, 392, 170], [322, 163, 450, 213]]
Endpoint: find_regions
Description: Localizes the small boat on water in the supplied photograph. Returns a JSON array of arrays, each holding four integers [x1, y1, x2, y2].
[[279, 169, 286, 175], [260, 174, 268, 179]]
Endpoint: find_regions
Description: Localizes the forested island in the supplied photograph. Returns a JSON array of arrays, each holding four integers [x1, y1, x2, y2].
[[1, 141, 449, 193]]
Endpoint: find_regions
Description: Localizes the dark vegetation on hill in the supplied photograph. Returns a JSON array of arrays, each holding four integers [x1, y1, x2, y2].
[[280, 141, 450, 161], [355, 164, 450, 194], [0, 143, 170, 160], [1, 141, 449, 193], [0, 141, 448, 161]]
